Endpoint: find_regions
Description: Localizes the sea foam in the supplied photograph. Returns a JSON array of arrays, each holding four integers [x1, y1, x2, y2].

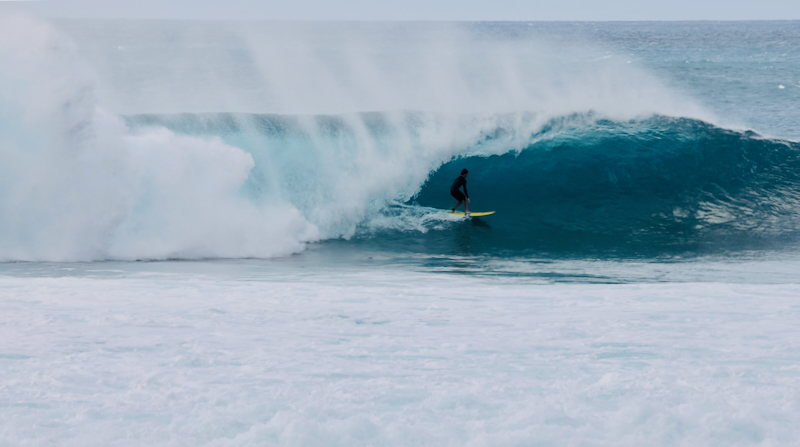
[[0, 15, 715, 261], [1, 270, 798, 446], [0, 14, 317, 261]]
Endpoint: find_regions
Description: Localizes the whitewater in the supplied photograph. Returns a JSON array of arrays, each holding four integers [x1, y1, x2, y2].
[[1, 13, 800, 446]]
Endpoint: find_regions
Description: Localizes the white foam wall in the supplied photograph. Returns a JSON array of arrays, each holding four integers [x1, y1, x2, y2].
[[0, 14, 714, 261], [0, 14, 317, 261]]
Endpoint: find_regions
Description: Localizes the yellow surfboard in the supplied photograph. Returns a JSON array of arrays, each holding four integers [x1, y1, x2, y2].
[[447, 211, 496, 217]]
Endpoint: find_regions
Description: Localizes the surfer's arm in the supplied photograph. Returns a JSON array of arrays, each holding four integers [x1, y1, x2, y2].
[[463, 181, 468, 198]]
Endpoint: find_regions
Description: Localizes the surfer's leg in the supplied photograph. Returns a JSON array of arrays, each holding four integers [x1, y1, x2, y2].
[[464, 198, 469, 214], [450, 191, 466, 212]]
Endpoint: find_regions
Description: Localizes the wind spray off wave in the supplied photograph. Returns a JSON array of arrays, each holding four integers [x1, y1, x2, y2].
[[1, 15, 773, 261]]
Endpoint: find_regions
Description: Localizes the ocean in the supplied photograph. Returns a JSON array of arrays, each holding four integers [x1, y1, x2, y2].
[[1, 14, 799, 445]]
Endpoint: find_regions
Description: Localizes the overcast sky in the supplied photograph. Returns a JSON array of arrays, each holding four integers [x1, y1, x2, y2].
[[1, 0, 799, 21]]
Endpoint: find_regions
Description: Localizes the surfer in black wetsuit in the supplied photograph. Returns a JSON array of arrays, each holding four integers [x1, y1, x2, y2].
[[450, 169, 470, 215]]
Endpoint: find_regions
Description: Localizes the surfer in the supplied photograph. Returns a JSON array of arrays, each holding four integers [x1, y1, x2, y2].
[[450, 169, 470, 215]]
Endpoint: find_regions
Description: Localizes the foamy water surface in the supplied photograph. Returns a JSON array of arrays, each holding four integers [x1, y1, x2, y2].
[[2, 261, 800, 446]]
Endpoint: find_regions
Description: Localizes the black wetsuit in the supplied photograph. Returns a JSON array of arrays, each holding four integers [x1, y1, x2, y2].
[[450, 176, 468, 202]]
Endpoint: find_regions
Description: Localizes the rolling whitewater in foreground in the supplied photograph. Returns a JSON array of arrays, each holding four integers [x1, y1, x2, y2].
[[2, 14, 800, 445]]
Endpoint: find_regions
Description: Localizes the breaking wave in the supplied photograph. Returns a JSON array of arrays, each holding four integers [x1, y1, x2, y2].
[[3, 13, 798, 261]]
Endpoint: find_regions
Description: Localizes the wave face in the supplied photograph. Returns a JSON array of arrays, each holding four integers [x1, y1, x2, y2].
[[393, 116, 800, 256]]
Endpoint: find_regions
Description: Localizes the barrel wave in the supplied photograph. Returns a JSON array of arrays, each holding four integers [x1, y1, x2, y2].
[[3, 14, 799, 261], [387, 115, 800, 256], [129, 112, 800, 258]]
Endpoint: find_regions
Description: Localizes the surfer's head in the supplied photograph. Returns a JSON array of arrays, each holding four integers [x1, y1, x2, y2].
[[461, 169, 468, 177]]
